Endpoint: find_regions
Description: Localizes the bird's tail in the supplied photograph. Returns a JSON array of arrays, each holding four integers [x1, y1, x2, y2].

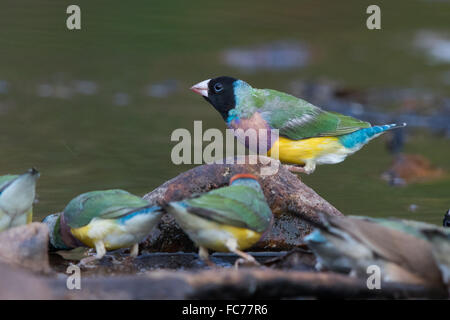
[[379, 123, 407, 131], [339, 123, 407, 149]]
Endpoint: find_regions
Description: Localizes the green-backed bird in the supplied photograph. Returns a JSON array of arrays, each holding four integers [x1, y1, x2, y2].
[[191, 77, 406, 173], [165, 173, 273, 266], [43, 189, 163, 260], [304, 215, 450, 287], [0, 168, 39, 231]]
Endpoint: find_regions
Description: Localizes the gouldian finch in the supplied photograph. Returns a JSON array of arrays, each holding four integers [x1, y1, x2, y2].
[[0, 168, 39, 231], [165, 173, 272, 266], [43, 189, 163, 261], [304, 215, 450, 287], [191, 77, 406, 174]]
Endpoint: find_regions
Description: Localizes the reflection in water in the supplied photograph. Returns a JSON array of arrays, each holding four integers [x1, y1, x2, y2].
[[223, 40, 310, 71], [145, 79, 179, 98], [415, 30, 450, 64], [0, 80, 9, 94]]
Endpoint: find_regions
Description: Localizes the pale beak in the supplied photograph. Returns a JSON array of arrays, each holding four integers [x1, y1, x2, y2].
[[190, 79, 210, 97]]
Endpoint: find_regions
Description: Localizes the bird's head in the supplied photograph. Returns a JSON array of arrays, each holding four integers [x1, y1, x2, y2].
[[42, 214, 58, 250], [42, 213, 60, 245], [191, 76, 250, 121], [42, 212, 59, 228], [42, 213, 72, 251]]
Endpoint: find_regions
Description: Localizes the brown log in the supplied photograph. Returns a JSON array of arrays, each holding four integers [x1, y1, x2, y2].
[[49, 268, 448, 300], [3, 249, 445, 299], [0, 223, 51, 274], [142, 156, 342, 252], [181, 269, 448, 299]]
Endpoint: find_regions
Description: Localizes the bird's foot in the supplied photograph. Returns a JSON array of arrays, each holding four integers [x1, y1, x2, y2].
[[121, 255, 138, 266], [284, 164, 306, 174], [198, 246, 217, 268], [129, 243, 139, 258], [122, 245, 139, 265], [234, 256, 260, 269], [232, 250, 260, 269], [78, 256, 100, 269], [77, 242, 106, 269], [203, 259, 218, 268], [284, 163, 316, 175], [110, 254, 124, 265]]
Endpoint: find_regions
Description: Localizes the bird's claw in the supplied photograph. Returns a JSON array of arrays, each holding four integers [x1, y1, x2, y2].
[[284, 164, 306, 174], [234, 257, 260, 269], [78, 256, 100, 269], [200, 258, 217, 268]]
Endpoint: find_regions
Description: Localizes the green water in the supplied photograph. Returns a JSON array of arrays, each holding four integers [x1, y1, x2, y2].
[[0, 0, 448, 224]]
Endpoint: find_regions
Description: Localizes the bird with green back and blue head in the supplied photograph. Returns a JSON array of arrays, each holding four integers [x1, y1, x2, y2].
[[43, 189, 163, 263], [0, 168, 39, 232], [165, 173, 273, 267], [191, 77, 406, 174]]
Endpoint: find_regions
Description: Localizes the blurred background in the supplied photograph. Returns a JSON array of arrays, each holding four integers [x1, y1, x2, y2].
[[0, 0, 448, 224]]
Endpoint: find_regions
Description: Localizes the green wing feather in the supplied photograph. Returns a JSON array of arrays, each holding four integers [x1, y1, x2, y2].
[[184, 185, 272, 233], [63, 189, 149, 228], [252, 88, 371, 140]]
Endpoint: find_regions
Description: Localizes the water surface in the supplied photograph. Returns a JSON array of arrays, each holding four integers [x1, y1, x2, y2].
[[0, 0, 448, 224]]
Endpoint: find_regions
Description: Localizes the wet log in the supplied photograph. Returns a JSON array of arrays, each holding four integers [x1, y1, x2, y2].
[[181, 269, 448, 299], [46, 268, 448, 300], [0, 223, 51, 274], [0, 262, 54, 299], [142, 156, 342, 252], [3, 253, 446, 299]]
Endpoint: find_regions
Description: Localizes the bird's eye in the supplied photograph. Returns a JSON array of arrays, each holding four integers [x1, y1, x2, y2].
[[214, 83, 223, 93]]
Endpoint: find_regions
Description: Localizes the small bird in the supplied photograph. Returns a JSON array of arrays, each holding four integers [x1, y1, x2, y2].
[[304, 214, 450, 287], [0, 168, 39, 231], [444, 209, 450, 227], [43, 189, 163, 261], [165, 173, 273, 266], [191, 77, 406, 174]]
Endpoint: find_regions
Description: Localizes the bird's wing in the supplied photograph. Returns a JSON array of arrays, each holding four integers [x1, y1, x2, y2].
[[350, 216, 450, 240], [327, 216, 443, 284], [64, 190, 149, 228], [185, 185, 272, 233], [0, 175, 19, 194], [254, 89, 371, 140]]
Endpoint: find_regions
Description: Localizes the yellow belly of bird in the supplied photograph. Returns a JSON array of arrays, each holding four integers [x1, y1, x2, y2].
[[70, 221, 128, 251], [267, 136, 341, 165], [206, 225, 262, 252], [26, 209, 33, 224], [169, 204, 264, 252]]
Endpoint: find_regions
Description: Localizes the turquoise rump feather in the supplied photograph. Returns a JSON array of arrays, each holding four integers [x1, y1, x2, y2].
[[339, 124, 407, 149]]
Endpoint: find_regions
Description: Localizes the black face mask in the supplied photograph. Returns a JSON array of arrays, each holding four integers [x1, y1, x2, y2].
[[205, 76, 237, 121]]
